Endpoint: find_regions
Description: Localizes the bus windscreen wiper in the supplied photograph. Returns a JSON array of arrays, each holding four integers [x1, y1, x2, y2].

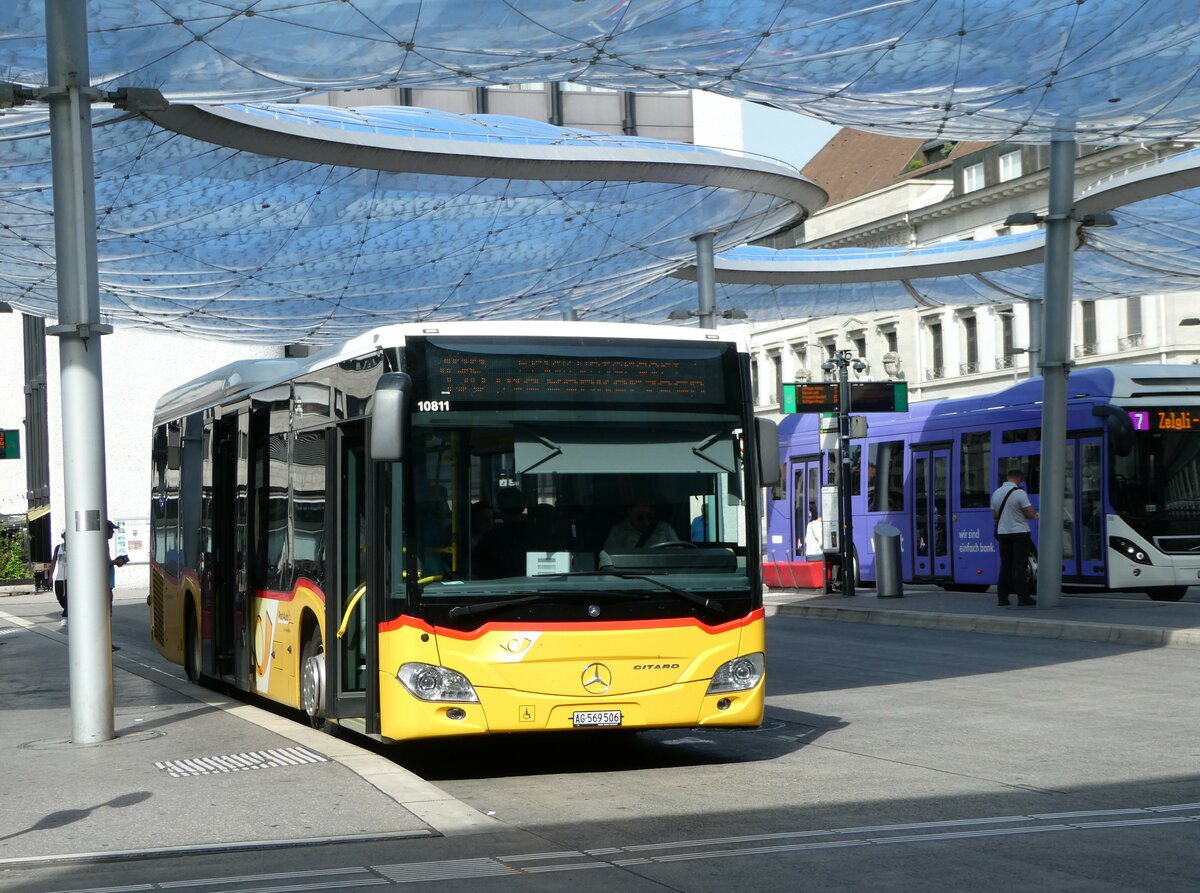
[[446, 590, 639, 619], [547, 571, 725, 615]]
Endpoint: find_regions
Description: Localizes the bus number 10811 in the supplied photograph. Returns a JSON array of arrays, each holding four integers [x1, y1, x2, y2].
[[417, 400, 451, 412]]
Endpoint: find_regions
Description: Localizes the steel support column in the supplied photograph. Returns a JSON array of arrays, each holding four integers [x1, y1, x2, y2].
[[1027, 299, 1043, 380], [45, 0, 115, 742], [693, 232, 717, 330], [1036, 138, 1077, 610]]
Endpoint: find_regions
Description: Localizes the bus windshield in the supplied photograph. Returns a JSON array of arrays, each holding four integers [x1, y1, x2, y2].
[[387, 336, 752, 626]]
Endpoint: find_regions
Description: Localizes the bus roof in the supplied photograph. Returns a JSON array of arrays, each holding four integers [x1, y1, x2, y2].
[[154, 320, 749, 426]]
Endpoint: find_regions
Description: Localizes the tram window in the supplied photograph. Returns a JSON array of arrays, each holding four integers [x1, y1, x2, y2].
[[997, 456, 1041, 494], [1001, 427, 1041, 444], [960, 431, 992, 508], [826, 446, 862, 496], [868, 440, 905, 511]]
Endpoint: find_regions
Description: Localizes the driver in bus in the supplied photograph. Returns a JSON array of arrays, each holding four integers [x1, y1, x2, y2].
[[604, 501, 679, 551]]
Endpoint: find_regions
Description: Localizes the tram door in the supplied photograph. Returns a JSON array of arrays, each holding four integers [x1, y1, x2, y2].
[[911, 445, 952, 580], [1063, 435, 1106, 583], [789, 456, 822, 559]]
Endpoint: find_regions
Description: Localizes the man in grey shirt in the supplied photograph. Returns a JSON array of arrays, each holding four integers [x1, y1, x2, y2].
[[991, 468, 1039, 607]]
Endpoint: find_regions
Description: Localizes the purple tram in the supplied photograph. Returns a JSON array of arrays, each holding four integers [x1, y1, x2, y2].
[[765, 365, 1200, 601]]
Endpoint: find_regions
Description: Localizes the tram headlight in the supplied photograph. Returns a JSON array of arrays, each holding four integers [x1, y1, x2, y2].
[[397, 662, 480, 702], [1109, 536, 1153, 566], [707, 653, 764, 694]]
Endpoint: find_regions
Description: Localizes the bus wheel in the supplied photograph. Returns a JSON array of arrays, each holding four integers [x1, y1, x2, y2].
[[300, 628, 328, 730], [184, 608, 201, 684], [1148, 587, 1187, 602]]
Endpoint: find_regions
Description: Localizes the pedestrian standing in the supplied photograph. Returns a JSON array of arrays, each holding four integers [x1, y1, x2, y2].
[[49, 530, 68, 628], [991, 468, 1039, 607]]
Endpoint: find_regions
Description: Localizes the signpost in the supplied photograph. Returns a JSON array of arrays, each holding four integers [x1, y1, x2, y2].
[[783, 362, 909, 597], [782, 380, 908, 414], [0, 429, 19, 459]]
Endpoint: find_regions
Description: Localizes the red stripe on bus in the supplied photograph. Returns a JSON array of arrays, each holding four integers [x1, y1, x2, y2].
[[379, 607, 764, 639], [252, 577, 326, 604]]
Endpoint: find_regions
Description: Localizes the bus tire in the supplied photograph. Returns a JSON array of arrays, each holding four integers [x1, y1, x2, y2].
[[1148, 587, 1187, 602], [184, 605, 201, 684], [300, 626, 328, 731]]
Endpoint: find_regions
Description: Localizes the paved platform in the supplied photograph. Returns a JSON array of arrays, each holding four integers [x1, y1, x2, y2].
[[1, 580, 1197, 867], [765, 584, 1200, 647], [0, 587, 495, 868]]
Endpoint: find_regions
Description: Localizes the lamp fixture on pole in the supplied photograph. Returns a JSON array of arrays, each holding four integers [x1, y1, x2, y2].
[[819, 349, 865, 598]]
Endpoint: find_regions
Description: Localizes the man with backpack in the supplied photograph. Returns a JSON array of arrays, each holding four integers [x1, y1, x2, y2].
[[991, 468, 1039, 607]]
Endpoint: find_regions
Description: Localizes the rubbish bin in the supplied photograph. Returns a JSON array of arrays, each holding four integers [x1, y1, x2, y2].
[[873, 523, 903, 599]]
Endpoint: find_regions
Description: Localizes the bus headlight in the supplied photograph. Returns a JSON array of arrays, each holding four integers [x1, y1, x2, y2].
[[1109, 536, 1152, 566], [707, 653, 764, 694], [397, 662, 480, 702]]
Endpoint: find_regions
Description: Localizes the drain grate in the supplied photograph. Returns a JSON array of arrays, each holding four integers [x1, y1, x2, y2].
[[155, 746, 328, 778]]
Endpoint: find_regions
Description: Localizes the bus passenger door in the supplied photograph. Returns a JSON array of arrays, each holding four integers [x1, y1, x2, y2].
[[1065, 435, 1106, 584], [208, 412, 249, 686], [328, 420, 372, 730], [912, 445, 952, 581]]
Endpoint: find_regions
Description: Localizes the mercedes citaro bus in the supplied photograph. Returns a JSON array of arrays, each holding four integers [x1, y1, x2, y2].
[[150, 321, 779, 741]]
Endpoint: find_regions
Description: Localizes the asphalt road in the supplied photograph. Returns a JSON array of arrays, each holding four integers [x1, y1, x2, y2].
[[6, 597, 1199, 892]]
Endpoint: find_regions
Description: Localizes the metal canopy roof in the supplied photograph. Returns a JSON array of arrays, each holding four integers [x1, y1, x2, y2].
[[0, 103, 819, 341], [3, 2, 1200, 340], [4, 1, 1200, 143]]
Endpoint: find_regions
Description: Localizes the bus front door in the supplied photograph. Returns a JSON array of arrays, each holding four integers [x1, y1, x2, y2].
[[912, 446, 952, 581], [327, 420, 373, 731]]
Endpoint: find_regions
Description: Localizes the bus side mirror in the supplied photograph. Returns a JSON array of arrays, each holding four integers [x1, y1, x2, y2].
[[1092, 404, 1133, 457], [370, 372, 413, 462], [754, 417, 781, 488]]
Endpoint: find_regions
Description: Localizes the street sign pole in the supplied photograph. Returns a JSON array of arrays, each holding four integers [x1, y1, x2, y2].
[[835, 355, 855, 597]]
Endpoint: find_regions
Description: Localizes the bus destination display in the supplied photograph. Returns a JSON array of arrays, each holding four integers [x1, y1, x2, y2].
[[424, 346, 726, 404], [1128, 409, 1200, 432]]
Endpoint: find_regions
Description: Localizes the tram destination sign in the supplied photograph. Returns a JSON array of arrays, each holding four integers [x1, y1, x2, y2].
[[1128, 408, 1200, 432], [782, 381, 908, 414]]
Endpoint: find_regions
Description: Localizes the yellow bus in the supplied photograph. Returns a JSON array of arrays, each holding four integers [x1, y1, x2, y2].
[[149, 321, 779, 741]]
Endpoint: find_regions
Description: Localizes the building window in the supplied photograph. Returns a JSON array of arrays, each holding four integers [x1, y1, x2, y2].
[[884, 330, 898, 354], [751, 356, 760, 405], [962, 162, 985, 193], [960, 315, 979, 374], [1075, 302, 1098, 357], [998, 150, 1023, 182], [792, 342, 809, 380], [852, 334, 866, 359], [560, 82, 617, 93], [770, 351, 783, 405], [999, 310, 1015, 368], [928, 322, 945, 379], [1119, 297, 1143, 350]]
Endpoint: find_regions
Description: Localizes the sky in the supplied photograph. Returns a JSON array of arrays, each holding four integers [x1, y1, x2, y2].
[[691, 92, 840, 172]]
